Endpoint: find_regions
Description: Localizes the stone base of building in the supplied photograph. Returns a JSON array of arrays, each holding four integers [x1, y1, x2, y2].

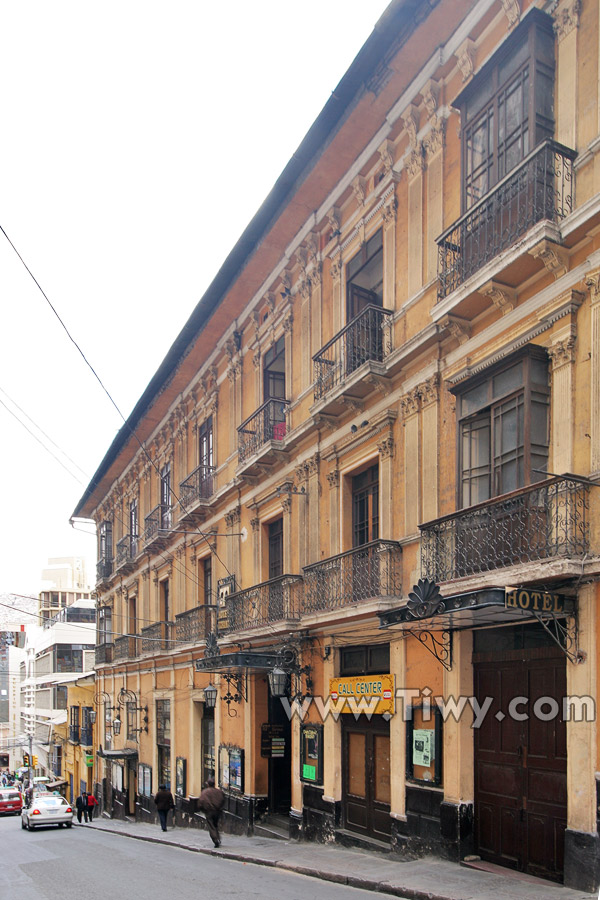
[[564, 829, 600, 893]]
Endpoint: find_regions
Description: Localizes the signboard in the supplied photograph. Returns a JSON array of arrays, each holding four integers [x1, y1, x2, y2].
[[300, 724, 323, 784], [85, 754, 94, 768], [261, 724, 286, 758], [505, 588, 572, 614], [329, 674, 395, 716]]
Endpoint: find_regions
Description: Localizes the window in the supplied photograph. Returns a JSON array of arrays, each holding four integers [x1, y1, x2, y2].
[[99, 521, 113, 560], [129, 498, 138, 556], [54, 645, 92, 672], [268, 518, 283, 580], [264, 337, 286, 401], [352, 465, 379, 547], [160, 463, 172, 529], [69, 705, 80, 742], [156, 699, 171, 789], [202, 707, 215, 788], [346, 229, 383, 320], [453, 346, 549, 507], [202, 556, 212, 606], [199, 416, 213, 469], [127, 702, 137, 741], [138, 763, 152, 797], [458, 10, 555, 209], [98, 606, 112, 645], [340, 644, 390, 676]]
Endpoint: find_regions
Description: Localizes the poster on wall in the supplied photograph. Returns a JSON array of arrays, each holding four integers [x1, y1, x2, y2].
[[412, 729, 434, 767], [218, 745, 244, 793], [219, 745, 230, 789], [300, 724, 323, 784]]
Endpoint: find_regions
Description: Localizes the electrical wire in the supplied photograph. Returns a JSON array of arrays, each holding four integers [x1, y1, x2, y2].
[[0, 223, 234, 584]]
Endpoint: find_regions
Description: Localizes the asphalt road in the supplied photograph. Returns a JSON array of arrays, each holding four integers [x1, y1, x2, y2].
[[0, 814, 389, 900]]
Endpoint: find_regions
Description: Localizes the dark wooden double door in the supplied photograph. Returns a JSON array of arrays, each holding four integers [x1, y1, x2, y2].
[[342, 716, 391, 840], [474, 646, 567, 882]]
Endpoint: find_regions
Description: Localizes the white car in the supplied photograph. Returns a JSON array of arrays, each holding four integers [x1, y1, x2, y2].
[[21, 795, 73, 830]]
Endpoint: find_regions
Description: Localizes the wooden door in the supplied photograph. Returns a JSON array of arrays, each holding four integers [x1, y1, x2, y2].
[[474, 647, 566, 882], [343, 717, 391, 840]]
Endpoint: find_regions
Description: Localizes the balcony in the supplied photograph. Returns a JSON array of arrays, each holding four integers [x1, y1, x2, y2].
[[80, 727, 93, 747], [144, 504, 172, 550], [116, 534, 138, 573], [96, 557, 113, 582], [68, 725, 79, 744], [179, 464, 215, 524], [113, 635, 138, 660], [219, 575, 303, 634], [95, 643, 113, 665], [436, 140, 576, 307], [303, 540, 402, 614], [140, 621, 174, 653], [420, 475, 589, 583], [237, 398, 290, 474], [312, 305, 393, 415], [175, 605, 212, 644]]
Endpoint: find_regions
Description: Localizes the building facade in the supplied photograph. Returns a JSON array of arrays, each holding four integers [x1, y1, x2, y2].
[[73, 0, 600, 891]]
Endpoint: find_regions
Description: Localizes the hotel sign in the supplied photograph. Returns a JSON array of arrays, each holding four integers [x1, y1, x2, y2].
[[505, 588, 574, 615], [329, 674, 395, 716]]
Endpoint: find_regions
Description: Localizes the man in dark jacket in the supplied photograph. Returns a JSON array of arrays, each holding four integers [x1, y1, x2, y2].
[[75, 791, 89, 824], [154, 784, 175, 832], [198, 777, 225, 847]]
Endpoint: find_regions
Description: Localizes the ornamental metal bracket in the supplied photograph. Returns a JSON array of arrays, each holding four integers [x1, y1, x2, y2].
[[405, 627, 453, 671], [222, 671, 247, 715], [531, 608, 585, 664]]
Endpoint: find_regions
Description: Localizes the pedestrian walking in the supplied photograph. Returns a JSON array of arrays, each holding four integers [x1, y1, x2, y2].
[[197, 777, 225, 848], [75, 790, 89, 824], [153, 784, 174, 832], [86, 792, 98, 820]]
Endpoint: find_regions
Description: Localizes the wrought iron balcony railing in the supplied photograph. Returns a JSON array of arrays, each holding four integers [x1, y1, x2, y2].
[[218, 575, 303, 634], [436, 140, 576, 301], [144, 504, 172, 543], [420, 476, 590, 583], [80, 727, 93, 747], [96, 557, 113, 581], [303, 540, 402, 613], [140, 621, 174, 653], [313, 305, 393, 401], [113, 635, 138, 660], [238, 398, 290, 462], [175, 605, 213, 644], [116, 534, 138, 568], [68, 726, 80, 743], [180, 464, 215, 509], [95, 642, 113, 665]]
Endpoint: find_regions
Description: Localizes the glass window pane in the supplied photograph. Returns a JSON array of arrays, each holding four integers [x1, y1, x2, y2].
[[492, 362, 522, 399], [461, 382, 489, 416]]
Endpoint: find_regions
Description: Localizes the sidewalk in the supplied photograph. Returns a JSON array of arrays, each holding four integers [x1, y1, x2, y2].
[[78, 815, 594, 900]]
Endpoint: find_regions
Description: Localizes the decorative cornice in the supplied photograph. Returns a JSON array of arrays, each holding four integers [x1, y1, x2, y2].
[[306, 453, 320, 476], [424, 117, 445, 159], [529, 239, 569, 279], [326, 469, 339, 490], [377, 436, 395, 460], [378, 139, 395, 177], [250, 517, 260, 533], [481, 280, 516, 315], [548, 335, 577, 369], [406, 144, 425, 180], [500, 0, 520, 29], [352, 175, 367, 208], [553, 0, 581, 41], [381, 197, 397, 226], [421, 373, 440, 407], [281, 496, 292, 515], [440, 313, 472, 345], [421, 79, 439, 118], [327, 207, 341, 236], [400, 386, 422, 418], [224, 506, 241, 528], [585, 270, 600, 304], [456, 38, 476, 82], [402, 104, 420, 150]]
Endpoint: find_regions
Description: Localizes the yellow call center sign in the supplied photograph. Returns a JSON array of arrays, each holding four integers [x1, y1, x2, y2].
[[329, 673, 395, 716]]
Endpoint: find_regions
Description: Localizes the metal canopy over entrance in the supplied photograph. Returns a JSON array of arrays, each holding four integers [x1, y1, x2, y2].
[[194, 650, 282, 673], [378, 585, 581, 667]]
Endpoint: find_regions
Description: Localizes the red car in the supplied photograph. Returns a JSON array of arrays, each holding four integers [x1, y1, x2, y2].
[[0, 788, 23, 816]]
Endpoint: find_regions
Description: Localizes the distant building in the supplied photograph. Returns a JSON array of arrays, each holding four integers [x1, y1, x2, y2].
[[41, 556, 91, 592]]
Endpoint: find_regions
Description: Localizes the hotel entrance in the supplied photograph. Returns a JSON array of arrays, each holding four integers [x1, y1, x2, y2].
[[473, 623, 567, 882]]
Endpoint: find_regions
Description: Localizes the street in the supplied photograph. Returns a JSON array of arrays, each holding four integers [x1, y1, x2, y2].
[[0, 815, 396, 900]]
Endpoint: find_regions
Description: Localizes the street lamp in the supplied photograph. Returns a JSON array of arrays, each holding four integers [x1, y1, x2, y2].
[[88, 709, 97, 725], [203, 684, 217, 709], [112, 717, 122, 736], [268, 666, 288, 698]]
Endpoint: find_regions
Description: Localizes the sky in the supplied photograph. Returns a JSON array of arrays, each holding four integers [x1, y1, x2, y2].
[[0, 0, 391, 596]]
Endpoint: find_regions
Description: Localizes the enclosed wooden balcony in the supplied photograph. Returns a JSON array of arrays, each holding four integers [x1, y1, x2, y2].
[[435, 140, 576, 317], [312, 305, 393, 415], [419, 475, 589, 583], [218, 575, 303, 634], [303, 540, 402, 614]]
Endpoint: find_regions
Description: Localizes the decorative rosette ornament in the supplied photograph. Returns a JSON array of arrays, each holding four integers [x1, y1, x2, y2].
[[406, 578, 445, 619]]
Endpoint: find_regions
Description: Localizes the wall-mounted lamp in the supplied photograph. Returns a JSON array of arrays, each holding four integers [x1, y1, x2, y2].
[[269, 644, 313, 702], [203, 684, 218, 709], [89, 709, 97, 725], [267, 666, 288, 698], [112, 718, 122, 736]]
